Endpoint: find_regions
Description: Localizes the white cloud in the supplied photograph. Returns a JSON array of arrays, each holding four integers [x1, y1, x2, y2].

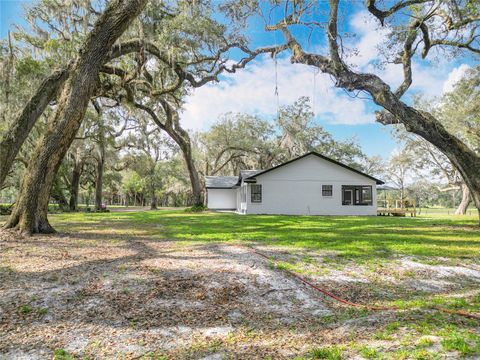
[[348, 10, 391, 68], [442, 64, 471, 93], [347, 10, 466, 99], [180, 55, 374, 130], [179, 10, 471, 132]]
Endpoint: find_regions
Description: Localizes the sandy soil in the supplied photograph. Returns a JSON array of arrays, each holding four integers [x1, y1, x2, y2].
[[0, 230, 479, 359]]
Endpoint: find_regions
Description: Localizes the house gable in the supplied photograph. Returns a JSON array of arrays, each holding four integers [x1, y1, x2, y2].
[[246, 152, 384, 184]]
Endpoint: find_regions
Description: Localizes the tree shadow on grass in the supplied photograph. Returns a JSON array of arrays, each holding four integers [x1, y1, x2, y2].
[[44, 211, 480, 261], [1, 232, 356, 358]]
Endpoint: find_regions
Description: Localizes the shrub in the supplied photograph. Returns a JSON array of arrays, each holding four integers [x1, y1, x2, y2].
[[184, 205, 208, 213], [441, 334, 475, 355], [53, 349, 75, 360], [19, 304, 33, 314], [359, 346, 379, 359], [0, 204, 13, 215], [309, 346, 343, 359]]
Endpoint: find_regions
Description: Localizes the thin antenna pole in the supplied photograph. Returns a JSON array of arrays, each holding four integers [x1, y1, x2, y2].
[[312, 68, 320, 118], [313, 68, 316, 118], [274, 52, 280, 120], [273, 13, 280, 121]]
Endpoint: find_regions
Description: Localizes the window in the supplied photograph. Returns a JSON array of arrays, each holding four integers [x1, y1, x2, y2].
[[342, 186, 372, 205], [251, 184, 262, 203], [343, 188, 353, 205], [362, 186, 372, 204], [322, 185, 333, 196]]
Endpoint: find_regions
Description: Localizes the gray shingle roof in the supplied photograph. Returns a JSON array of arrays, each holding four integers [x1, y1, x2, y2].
[[205, 176, 239, 189], [205, 170, 265, 189], [240, 170, 263, 179]]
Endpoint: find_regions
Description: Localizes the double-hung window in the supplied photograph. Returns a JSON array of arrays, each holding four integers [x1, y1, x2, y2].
[[251, 184, 262, 203], [322, 185, 333, 197]]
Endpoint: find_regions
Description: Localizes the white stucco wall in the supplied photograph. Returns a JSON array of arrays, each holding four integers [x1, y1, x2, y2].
[[207, 189, 237, 209], [245, 154, 377, 215]]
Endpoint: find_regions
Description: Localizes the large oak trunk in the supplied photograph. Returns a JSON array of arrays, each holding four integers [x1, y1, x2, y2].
[[4, 0, 147, 234], [69, 161, 82, 211], [150, 180, 157, 210], [455, 183, 471, 215], [375, 99, 480, 219], [167, 131, 202, 206], [183, 147, 202, 206], [0, 67, 69, 189], [160, 105, 203, 206], [95, 155, 105, 211]]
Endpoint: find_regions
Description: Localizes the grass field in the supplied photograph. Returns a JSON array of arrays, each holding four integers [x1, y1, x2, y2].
[[1, 209, 479, 359], [50, 209, 480, 259]]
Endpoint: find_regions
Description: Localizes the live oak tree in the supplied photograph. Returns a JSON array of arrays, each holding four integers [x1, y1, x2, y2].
[[89, 100, 132, 211], [256, 0, 480, 219], [2, 0, 281, 230], [0, 35, 60, 189], [3, 0, 283, 230], [122, 117, 176, 210], [61, 106, 109, 211], [394, 66, 480, 214], [0, 0, 98, 189], [440, 66, 480, 213], [131, 101, 205, 206], [66, 135, 88, 211], [4, 0, 148, 233], [275, 97, 366, 169], [198, 113, 277, 176], [386, 147, 416, 202], [0, 0, 159, 191], [197, 97, 370, 177]]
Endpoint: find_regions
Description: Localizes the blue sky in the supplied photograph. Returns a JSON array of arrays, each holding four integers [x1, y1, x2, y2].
[[1, 1, 29, 37], [1, 0, 472, 158]]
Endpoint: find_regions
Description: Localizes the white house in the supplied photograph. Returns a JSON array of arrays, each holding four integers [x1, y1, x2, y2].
[[205, 152, 384, 216]]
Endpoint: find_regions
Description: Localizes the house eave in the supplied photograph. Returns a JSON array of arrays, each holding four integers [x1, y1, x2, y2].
[[206, 186, 239, 189]]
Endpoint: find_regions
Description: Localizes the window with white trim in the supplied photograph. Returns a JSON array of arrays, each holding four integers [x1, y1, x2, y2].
[[322, 185, 333, 196]]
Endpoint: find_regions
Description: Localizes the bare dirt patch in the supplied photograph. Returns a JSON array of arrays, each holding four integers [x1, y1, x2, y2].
[[1, 231, 479, 359], [0, 232, 335, 359]]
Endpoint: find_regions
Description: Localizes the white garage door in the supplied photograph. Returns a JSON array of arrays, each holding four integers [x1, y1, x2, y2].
[[207, 189, 237, 209]]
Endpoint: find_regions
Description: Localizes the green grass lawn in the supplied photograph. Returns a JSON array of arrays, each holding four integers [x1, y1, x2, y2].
[[46, 209, 480, 260]]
